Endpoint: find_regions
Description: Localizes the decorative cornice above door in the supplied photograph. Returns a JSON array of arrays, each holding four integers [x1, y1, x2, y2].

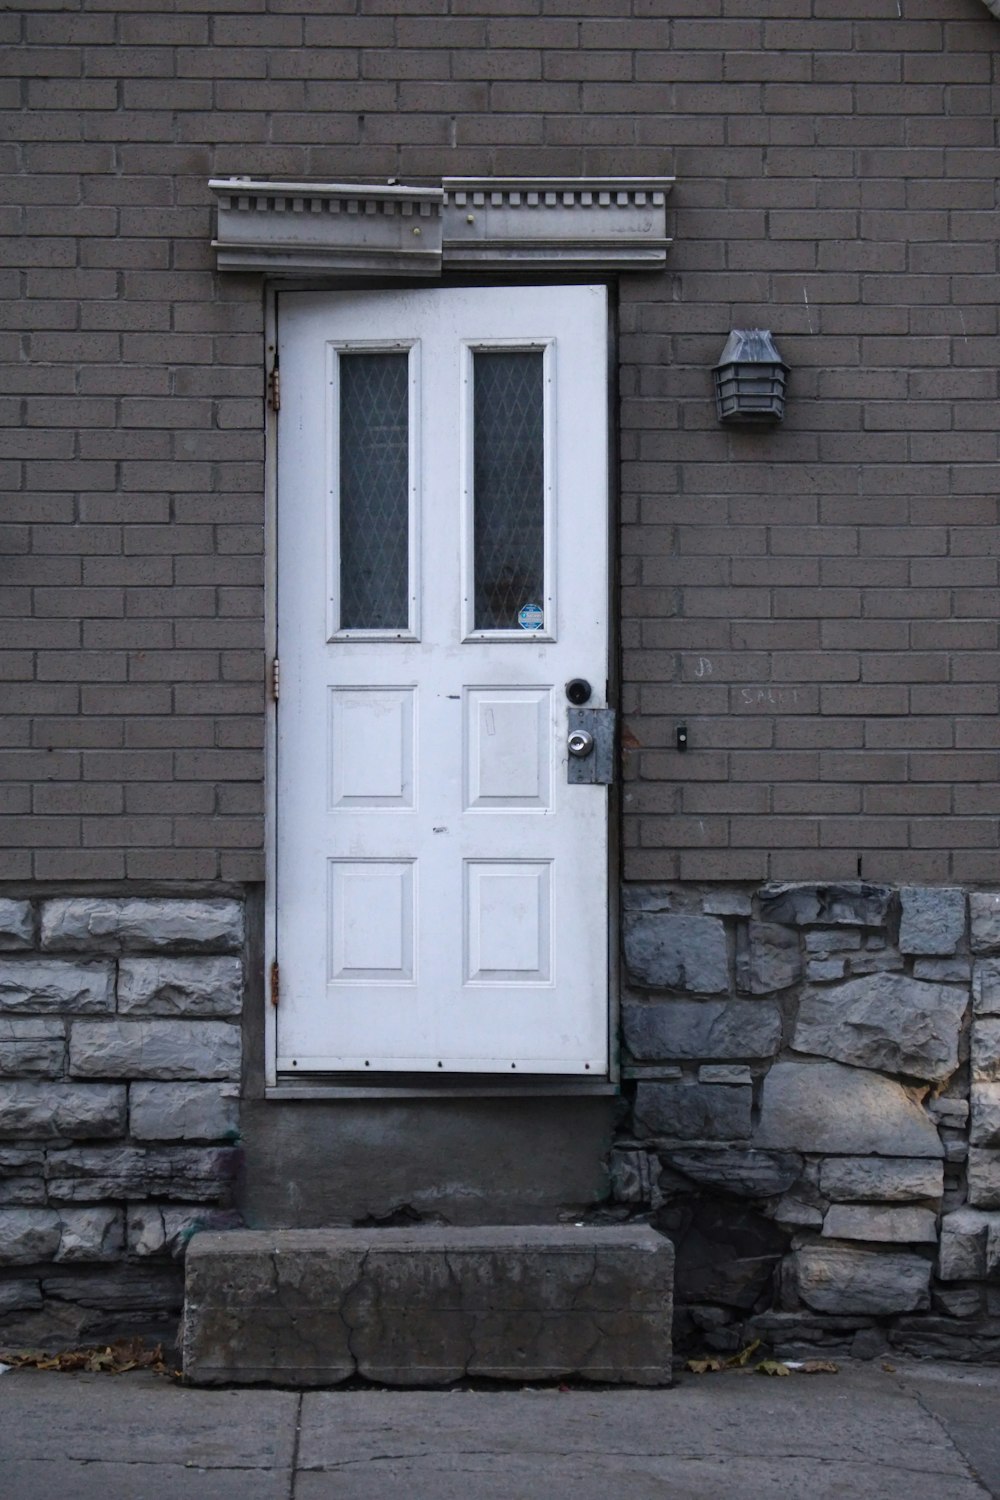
[[209, 176, 674, 276]]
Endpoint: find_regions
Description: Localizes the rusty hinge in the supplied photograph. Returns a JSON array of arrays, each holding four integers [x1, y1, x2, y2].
[[270, 657, 280, 701], [270, 958, 280, 1008], [267, 359, 280, 412]]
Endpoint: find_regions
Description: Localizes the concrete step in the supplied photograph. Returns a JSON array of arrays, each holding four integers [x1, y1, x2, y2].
[[182, 1223, 673, 1387]]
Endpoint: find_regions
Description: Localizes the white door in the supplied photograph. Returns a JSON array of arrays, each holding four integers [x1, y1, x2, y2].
[[275, 283, 610, 1075]]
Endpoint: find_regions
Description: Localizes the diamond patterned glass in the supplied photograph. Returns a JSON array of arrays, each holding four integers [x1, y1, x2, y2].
[[473, 351, 545, 631], [338, 352, 409, 631]]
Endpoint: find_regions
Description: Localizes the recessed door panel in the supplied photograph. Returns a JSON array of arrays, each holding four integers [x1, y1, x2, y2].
[[276, 284, 610, 1075], [328, 860, 415, 983], [465, 860, 552, 983], [329, 688, 415, 810], [465, 688, 551, 811]]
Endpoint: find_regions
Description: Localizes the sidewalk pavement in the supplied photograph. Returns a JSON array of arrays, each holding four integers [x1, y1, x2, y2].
[[3, 1357, 1000, 1499]]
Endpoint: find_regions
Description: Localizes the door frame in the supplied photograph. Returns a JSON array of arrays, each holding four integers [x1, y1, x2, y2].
[[262, 277, 621, 1096]]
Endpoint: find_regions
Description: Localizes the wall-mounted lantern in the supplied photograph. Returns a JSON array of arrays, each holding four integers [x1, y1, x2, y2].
[[713, 329, 788, 426]]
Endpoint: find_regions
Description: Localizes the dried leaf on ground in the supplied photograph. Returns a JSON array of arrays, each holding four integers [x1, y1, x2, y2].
[[755, 1359, 791, 1377], [687, 1340, 762, 1376], [0, 1338, 170, 1376]]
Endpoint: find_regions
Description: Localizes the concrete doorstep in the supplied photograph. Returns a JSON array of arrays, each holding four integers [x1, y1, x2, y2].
[[181, 1224, 674, 1386]]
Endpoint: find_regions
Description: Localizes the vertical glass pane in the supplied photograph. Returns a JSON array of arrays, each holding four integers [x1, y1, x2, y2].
[[338, 351, 409, 631], [473, 350, 545, 631]]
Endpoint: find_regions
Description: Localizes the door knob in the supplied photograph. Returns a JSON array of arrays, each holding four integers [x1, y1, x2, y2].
[[568, 729, 595, 758]]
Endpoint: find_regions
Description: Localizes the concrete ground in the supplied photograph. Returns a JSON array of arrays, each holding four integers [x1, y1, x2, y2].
[[3, 1359, 1000, 1499]]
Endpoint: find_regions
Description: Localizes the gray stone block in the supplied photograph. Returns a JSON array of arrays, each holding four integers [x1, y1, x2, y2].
[[973, 1019, 1000, 1082], [608, 1149, 656, 1205], [0, 1208, 61, 1264], [130, 1082, 239, 1142], [736, 921, 801, 995], [634, 1079, 751, 1141], [41, 898, 244, 955], [127, 1205, 172, 1259], [818, 1157, 943, 1204], [899, 887, 966, 955], [183, 1225, 674, 1386], [974, 959, 1000, 1015], [46, 1145, 238, 1204], [117, 957, 243, 1017], [623, 913, 728, 993], [914, 956, 971, 982], [69, 1020, 241, 1080], [794, 1242, 931, 1314], [754, 1062, 943, 1158], [0, 1017, 65, 1078], [804, 931, 863, 953], [702, 891, 752, 917], [128, 1205, 242, 1259], [972, 894, 1000, 955], [0, 899, 33, 950], [934, 1285, 984, 1318], [757, 882, 893, 929], [928, 1096, 970, 1128], [56, 1206, 123, 1262], [0, 959, 114, 1014], [822, 1205, 938, 1243], [0, 1178, 46, 1206], [806, 958, 846, 982], [968, 1149, 1000, 1209], [792, 974, 966, 1083], [0, 1081, 125, 1141], [622, 999, 781, 1062], [972, 1083, 1000, 1147], [0, 1280, 43, 1314], [0, 1147, 44, 1173], [660, 1147, 802, 1197], [697, 1064, 752, 1084], [621, 886, 674, 913], [848, 951, 905, 976], [773, 1196, 825, 1229], [41, 1265, 183, 1315], [938, 1208, 994, 1280]]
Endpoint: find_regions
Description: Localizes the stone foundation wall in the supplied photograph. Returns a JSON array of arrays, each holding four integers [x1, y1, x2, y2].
[[0, 895, 244, 1347], [612, 881, 1000, 1363], [9, 877, 1000, 1365]]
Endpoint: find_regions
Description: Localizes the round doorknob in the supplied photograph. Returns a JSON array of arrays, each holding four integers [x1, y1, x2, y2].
[[568, 729, 595, 758]]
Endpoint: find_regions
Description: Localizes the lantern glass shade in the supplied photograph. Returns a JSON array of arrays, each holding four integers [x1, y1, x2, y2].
[[713, 329, 788, 425]]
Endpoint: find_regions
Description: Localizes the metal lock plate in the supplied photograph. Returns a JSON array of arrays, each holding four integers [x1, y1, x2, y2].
[[566, 707, 616, 785]]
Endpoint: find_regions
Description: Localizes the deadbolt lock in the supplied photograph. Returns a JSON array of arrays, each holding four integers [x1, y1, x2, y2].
[[568, 729, 595, 758]]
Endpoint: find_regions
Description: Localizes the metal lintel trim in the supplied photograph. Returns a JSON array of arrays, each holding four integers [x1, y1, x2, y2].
[[210, 177, 445, 278], [210, 174, 674, 277]]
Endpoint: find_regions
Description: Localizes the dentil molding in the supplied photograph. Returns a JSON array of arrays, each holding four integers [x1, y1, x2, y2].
[[209, 176, 674, 277]]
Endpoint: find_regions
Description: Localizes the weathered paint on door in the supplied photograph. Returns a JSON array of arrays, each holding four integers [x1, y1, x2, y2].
[[276, 284, 610, 1074]]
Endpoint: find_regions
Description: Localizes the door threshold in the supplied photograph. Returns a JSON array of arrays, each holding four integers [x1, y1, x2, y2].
[[267, 1072, 619, 1101]]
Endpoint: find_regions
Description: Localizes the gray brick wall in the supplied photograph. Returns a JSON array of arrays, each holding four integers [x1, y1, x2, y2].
[[2, 2, 999, 881]]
